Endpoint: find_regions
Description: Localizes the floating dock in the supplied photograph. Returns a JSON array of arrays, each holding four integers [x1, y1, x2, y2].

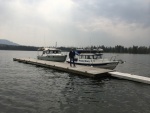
[[109, 71, 150, 85], [13, 58, 112, 78], [13, 58, 150, 84]]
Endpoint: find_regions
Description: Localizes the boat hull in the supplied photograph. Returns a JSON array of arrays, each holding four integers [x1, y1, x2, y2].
[[37, 55, 67, 62], [66, 60, 119, 70]]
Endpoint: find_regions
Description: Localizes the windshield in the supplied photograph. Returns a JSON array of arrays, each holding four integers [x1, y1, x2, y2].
[[79, 54, 102, 59]]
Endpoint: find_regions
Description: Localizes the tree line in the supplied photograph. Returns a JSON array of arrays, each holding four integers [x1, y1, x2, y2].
[[90, 45, 150, 54], [0, 44, 150, 54]]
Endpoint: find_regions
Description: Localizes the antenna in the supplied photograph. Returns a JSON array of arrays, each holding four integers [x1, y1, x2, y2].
[[55, 42, 57, 48], [44, 33, 46, 47]]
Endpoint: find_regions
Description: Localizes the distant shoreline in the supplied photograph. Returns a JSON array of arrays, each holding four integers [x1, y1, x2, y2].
[[0, 44, 150, 54], [0, 44, 38, 51]]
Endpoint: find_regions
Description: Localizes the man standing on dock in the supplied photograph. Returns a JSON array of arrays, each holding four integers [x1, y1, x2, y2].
[[69, 48, 76, 67]]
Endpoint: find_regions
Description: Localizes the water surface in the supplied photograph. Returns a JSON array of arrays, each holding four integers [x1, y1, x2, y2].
[[0, 50, 150, 113]]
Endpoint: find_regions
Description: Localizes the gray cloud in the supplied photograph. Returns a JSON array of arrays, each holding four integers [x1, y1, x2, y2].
[[72, 0, 150, 26], [0, 0, 150, 47]]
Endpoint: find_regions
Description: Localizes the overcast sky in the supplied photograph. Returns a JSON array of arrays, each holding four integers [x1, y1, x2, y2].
[[0, 0, 150, 47]]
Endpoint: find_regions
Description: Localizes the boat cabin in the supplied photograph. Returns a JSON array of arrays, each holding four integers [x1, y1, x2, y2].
[[38, 48, 61, 55], [43, 49, 61, 54], [75, 48, 103, 60], [73, 53, 103, 63]]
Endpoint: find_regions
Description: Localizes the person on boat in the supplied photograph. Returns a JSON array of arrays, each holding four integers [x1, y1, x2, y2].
[[69, 49, 76, 67]]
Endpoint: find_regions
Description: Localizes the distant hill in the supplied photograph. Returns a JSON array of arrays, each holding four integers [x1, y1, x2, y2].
[[0, 39, 40, 51], [0, 39, 19, 46]]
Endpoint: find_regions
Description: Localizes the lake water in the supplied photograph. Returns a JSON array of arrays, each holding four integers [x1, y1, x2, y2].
[[0, 50, 150, 113]]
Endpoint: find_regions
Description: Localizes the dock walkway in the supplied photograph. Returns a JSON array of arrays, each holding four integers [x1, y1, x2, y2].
[[109, 71, 150, 85], [13, 58, 112, 77]]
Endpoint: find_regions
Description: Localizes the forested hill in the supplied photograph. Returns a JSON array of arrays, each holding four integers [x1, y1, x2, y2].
[[0, 44, 38, 51], [0, 39, 38, 51], [0, 44, 69, 51], [0, 39, 19, 46]]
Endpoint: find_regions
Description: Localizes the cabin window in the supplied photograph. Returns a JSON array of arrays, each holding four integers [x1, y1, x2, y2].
[[91, 55, 94, 59], [84, 55, 93, 59], [86, 56, 88, 59], [97, 55, 102, 59], [79, 55, 85, 59], [56, 51, 60, 53], [87, 56, 90, 59], [46, 51, 49, 54], [93, 56, 97, 59]]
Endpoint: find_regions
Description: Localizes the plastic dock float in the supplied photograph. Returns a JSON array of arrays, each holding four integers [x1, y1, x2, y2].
[[13, 58, 112, 77], [109, 71, 150, 85]]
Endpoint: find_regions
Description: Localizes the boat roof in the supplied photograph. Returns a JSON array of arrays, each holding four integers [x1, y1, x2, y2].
[[79, 53, 103, 55], [76, 48, 103, 53], [38, 47, 61, 51]]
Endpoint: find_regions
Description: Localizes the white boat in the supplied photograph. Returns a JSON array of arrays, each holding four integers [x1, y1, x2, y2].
[[66, 48, 121, 70], [37, 47, 67, 62]]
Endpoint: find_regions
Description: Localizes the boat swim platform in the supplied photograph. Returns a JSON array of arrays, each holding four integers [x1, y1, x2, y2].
[[13, 58, 150, 85], [13, 58, 112, 78]]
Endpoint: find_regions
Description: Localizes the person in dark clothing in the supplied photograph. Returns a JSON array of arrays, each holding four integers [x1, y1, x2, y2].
[[69, 49, 76, 67]]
